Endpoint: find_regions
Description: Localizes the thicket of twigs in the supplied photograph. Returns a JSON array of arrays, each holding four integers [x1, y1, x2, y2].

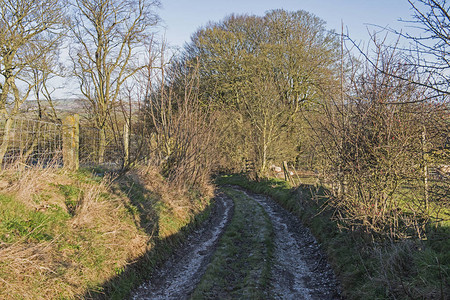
[[309, 39, 449, 241]]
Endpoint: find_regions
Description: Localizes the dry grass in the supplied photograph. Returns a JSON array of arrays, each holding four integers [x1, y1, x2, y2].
[[0, 241, 61, 299], [0, 163, 68, 210], [0, 163, 213, 299], [131, 165, 214, 238]]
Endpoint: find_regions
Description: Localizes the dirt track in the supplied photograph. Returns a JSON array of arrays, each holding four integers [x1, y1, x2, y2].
[[131, 193, 234, 300], [131, 187, 341, 299], [237, 187, 340, 299]]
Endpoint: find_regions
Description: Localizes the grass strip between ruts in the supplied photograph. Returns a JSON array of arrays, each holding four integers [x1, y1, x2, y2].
[[216, 174, 450, 299], [191, 188, 274, 300]]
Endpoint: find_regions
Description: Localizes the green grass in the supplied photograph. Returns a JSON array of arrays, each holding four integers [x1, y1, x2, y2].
[[99, 203, 215, 300], [191, 188, 274, 299], [0, 166, 215, 299], [57, 184, 83, 215], [0, 194, 69, 243], [88, 176, 215, 300], [216, 174, 449, 299]]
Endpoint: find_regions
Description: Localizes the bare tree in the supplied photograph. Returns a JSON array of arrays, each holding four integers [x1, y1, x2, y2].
[[30, 40, 64, 121], [400, 0, 450, 97], [70, 0, 159, 163], [309, 34, 448, 241], [141, 42, 220, 188], [0, 0, 66, 166]]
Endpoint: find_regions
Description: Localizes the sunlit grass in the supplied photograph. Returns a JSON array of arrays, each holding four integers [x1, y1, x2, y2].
[[217, 174, 449, 299], [191, 188, 273, 299], [0, 166, 214, 299]]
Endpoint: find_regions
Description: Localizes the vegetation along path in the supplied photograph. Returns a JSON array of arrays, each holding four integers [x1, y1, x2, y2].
[[132, 187, 341, 299], [131, 193, 234, 299]]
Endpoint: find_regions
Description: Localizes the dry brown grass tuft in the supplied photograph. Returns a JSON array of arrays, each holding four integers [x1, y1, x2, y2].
[[133, 165, 214, 237], [0, 238, 81, 299], [0, 166, 148, 299], [0, 162, 69, 211], [0, 164, 213, 299], [71, 176, 111, 227], [137, 167, 189, 205]]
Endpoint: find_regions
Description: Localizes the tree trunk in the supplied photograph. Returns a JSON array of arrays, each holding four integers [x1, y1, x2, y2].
[[98, 127, 106, 164], [0, 118, 15, 169]]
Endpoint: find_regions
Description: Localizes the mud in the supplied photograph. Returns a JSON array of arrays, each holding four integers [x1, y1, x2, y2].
[[131, 187, 341, 300], [237, 187, 341, 300], [131, 193, 234, 300]]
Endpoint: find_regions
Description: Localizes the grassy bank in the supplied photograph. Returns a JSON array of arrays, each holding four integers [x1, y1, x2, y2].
[[216, 174, 449, 299], [0, 165, 213, 299], [191, 187, 273, 299]]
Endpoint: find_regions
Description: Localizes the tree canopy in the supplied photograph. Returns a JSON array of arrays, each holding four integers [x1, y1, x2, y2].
[[175, 10, 340, 173], [182, 10, 339, 108]]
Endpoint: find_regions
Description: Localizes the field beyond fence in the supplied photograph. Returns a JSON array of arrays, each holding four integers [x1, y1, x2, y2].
[[0, 115, 143, 171]]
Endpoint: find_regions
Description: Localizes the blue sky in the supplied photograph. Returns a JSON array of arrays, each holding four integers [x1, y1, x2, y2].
[[56, 0, 417, 99], [158, 0, 414, 49]]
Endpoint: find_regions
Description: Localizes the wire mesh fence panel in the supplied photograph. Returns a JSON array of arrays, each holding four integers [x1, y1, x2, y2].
[[0, 116, 171, 171], [0, 117, 63, 167], [79, 126, 100, 166], [79, 125, 126, 169]]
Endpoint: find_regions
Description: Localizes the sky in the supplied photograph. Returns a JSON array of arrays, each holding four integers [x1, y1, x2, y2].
[[158, 0, 415, 49], [56, 0, 418, 99]]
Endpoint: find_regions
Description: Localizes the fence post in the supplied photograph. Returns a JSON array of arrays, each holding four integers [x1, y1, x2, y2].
[[123, 123, 129, 166], [283, 161, 292, 183], [63, 114, 79, 171]]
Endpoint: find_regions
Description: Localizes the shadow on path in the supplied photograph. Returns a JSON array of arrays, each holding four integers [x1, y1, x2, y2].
[[82, 177, 217, 300]]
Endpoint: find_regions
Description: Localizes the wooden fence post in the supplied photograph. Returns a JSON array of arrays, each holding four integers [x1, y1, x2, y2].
[[123, 123, 129, 166], [422, 126, 429, 212], [283, 161, 293, 183], [63, 114, 79, 171]]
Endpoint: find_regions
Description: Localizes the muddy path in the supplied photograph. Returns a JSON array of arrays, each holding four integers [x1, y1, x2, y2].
[[236, 187, 341, 299], [131, 187, 341, 299], [131, 193, 234, 300]]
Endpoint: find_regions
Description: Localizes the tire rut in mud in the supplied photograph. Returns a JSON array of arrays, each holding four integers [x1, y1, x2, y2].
[[131, 193, 234, 300], [235, 187, 341, 300], [131, 186, 341, 300]]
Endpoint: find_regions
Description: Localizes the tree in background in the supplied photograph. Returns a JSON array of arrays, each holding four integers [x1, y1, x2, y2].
[[70, 0, 159, 163], [399, 0, 450, 97], [178, 10, 340, 175], [0, 0, 66, 166], [30, 39, 64, 121]]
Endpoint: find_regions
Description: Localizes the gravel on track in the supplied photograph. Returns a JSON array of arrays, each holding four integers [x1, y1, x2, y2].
[[131, 193, 234, 300], [236, 187, 341, 300], [131, 186, 341, 300]]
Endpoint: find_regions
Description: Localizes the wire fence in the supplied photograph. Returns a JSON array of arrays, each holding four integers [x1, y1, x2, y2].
[[78, 125, 149, 169], [0, 116, 141, 170], [0, 117, 63, 167], [78, 126, 126, 168], [1, 115, 448, 186]]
